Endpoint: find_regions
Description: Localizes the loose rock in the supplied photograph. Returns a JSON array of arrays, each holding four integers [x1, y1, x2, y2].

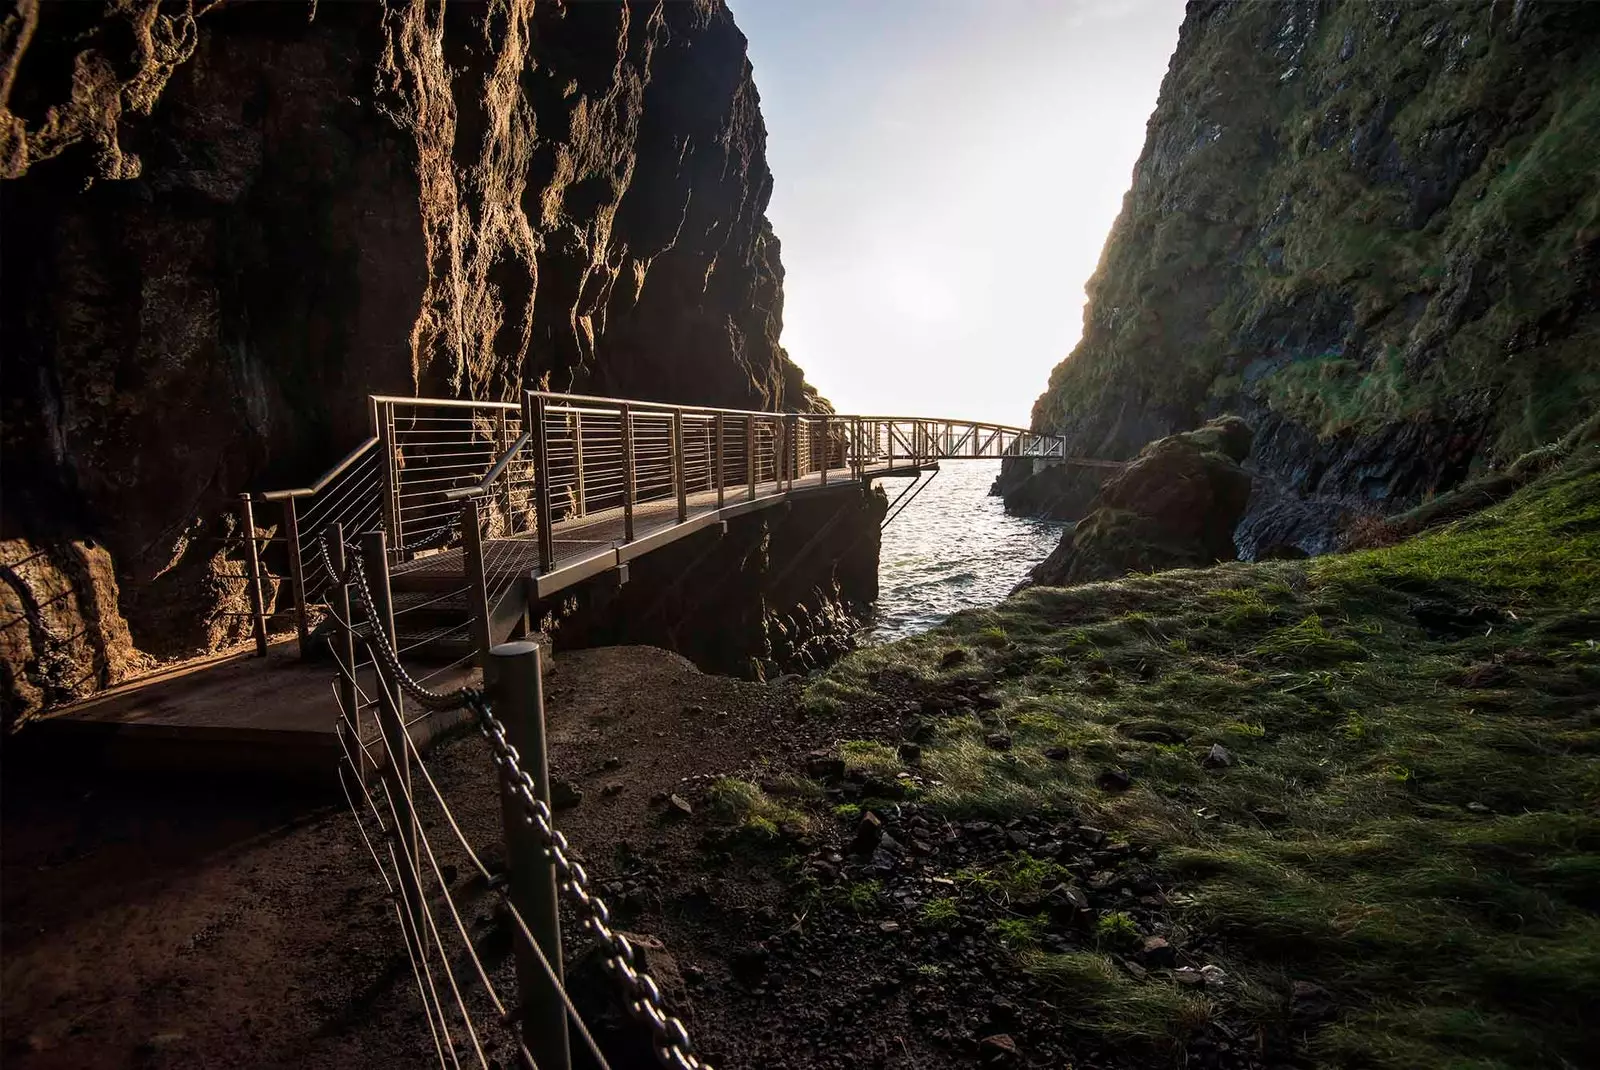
[[1096, 769, 1132, 792], [1202, 743, 1233, 769]]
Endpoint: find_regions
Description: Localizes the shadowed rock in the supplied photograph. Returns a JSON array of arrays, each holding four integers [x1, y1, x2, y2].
[[1022, 417, 1255, 588]]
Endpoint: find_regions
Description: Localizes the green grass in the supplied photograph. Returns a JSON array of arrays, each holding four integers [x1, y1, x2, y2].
[[706, 778, 812, 840], [805, 454, 1600, 1067]]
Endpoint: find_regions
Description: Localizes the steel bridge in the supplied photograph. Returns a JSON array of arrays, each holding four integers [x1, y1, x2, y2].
[[240, 391, 1109, 667]]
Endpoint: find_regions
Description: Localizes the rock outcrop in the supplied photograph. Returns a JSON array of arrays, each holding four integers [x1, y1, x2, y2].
[[1022, 417, 1254, 588], [0, 0, 817, 723], [1021, 0, 1600, 557]]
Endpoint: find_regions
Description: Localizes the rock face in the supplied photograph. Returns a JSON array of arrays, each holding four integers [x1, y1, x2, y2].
[[0, 0, 819, 723], [547, 485, 886, 679], [1022, 0, 1600, 557], [1023, 417, 1254, 588], [990, 462, 1110, 522]]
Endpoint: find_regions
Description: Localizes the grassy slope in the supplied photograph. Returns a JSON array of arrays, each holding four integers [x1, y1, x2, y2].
[[806, 452, 1600, 1067]]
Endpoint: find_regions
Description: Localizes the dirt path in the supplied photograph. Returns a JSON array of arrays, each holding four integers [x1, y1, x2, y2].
[[0, 647, 863, 1070]]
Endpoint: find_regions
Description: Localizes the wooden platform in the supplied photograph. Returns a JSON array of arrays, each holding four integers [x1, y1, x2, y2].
[[30, 640, 476, 790]]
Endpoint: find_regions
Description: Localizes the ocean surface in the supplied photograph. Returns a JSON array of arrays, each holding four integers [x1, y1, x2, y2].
[[866, 460, 1067, 643]]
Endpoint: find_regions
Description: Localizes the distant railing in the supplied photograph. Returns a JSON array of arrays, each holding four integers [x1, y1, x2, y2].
[[245, 390, 1076, 658]]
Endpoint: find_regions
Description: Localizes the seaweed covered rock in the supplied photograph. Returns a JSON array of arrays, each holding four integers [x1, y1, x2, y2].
[[1023, 417, 1254, 587]]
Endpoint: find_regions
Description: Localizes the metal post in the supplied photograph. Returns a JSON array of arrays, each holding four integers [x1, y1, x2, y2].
[[788, 414, 799, 491], [283, 495, 310, 657], [820, 417, 829, 486], [715, 414, 726, 509], [672, 408, 688, 523], [462, 498, 492, 663], [496, 407, 513, 533], [326, 523, 364, 776], [362, 529, 426, 966], [621, 403, 636, 542], [572, 411, 585, 518], [377, 400, 402, 561], [489, 641, 571, 1070], [239, 494, 269, 656], [747, 417, 757, 500], [531, 394, 554, 573]]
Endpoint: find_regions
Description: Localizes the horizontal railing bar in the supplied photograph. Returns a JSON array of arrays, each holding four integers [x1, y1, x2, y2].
[[371, 395, 520, 411], [259, 436, 379, 501]]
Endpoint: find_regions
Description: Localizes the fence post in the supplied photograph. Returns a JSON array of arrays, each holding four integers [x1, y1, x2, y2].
[[238, 494, 269, 657], [283, 495, 310, 657], [531, 393, 554, 573], [672, 408, 688, 523], [621, 403, 636, 543], [715, 413, 726, 509], [462, 498, 492, 664], [489, 641, 571, 1070], [361, 529, 427, 964]]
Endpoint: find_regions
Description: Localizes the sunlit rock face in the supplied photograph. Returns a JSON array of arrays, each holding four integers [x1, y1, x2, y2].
[[0, 0, 818, 723], [1024, 0, 1600, 558]]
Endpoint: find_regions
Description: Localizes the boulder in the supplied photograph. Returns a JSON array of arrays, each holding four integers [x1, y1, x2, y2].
[[1022, 417, 1255, 588]]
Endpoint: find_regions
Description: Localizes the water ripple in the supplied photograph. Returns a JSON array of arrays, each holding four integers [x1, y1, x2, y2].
[[867, 460, 1066, 643]]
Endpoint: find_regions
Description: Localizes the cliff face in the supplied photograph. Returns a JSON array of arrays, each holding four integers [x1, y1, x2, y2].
[[0, 0, 816, 721], [1026, 0, 1599, 556]]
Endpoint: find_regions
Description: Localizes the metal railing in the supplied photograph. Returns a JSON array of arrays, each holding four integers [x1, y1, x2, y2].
[[247, 390, 1080, 658], [317, 525, 706, 1070]]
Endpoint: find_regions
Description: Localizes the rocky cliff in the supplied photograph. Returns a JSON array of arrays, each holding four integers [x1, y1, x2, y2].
[[1020, 0, 1599, 556], [0, 0, 818, 722]]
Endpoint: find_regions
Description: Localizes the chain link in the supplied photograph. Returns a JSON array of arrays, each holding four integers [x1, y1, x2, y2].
[[317, 532, 476, 711], [468, 693, 709, 1070]]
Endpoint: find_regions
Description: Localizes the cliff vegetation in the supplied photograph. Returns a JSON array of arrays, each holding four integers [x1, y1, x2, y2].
[[1026, 0, 1599, 556]]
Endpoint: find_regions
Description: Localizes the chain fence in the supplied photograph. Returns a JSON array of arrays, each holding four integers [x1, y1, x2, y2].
[[316, 527, 708, 1070]]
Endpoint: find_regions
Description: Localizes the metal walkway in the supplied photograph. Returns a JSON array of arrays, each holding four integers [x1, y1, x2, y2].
[[239, 390, 1110, 665]]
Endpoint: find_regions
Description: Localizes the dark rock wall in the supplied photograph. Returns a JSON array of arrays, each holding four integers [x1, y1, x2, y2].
[[0, 0, 820, 722], [544, 485, 886, 679], [1024, 0, 1600, 556]]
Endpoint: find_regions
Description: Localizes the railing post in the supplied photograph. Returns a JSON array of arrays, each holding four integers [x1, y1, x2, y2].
[[496, 407, 513, 535], [488, 640, 571, 1070], [326, 523, 366, 776], [530, 393, 554, 573], [462, 498, 492, 663], [621, 403, 636, 542], [747, 417, 757, 500], [572, 411, 586, 518], [238, 494, 269, 657], [787, 413, 799, 492], [362, 529, 427, 971], [819, 416, 829, 486], [715, 413, 726, 509], [672, 408, 688, 523], [377, 400, 402, 562], [283, 495, 310, 657]]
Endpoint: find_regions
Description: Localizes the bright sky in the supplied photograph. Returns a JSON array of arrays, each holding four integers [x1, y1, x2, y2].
[[730, 0, 1186, 426]]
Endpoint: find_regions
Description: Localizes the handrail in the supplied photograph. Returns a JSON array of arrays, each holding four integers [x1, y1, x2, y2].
[[443, 429, 533, 501], [530, 389, 1050, 436], [368, 394, 522, 412], [259, 436, 380, 501]]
